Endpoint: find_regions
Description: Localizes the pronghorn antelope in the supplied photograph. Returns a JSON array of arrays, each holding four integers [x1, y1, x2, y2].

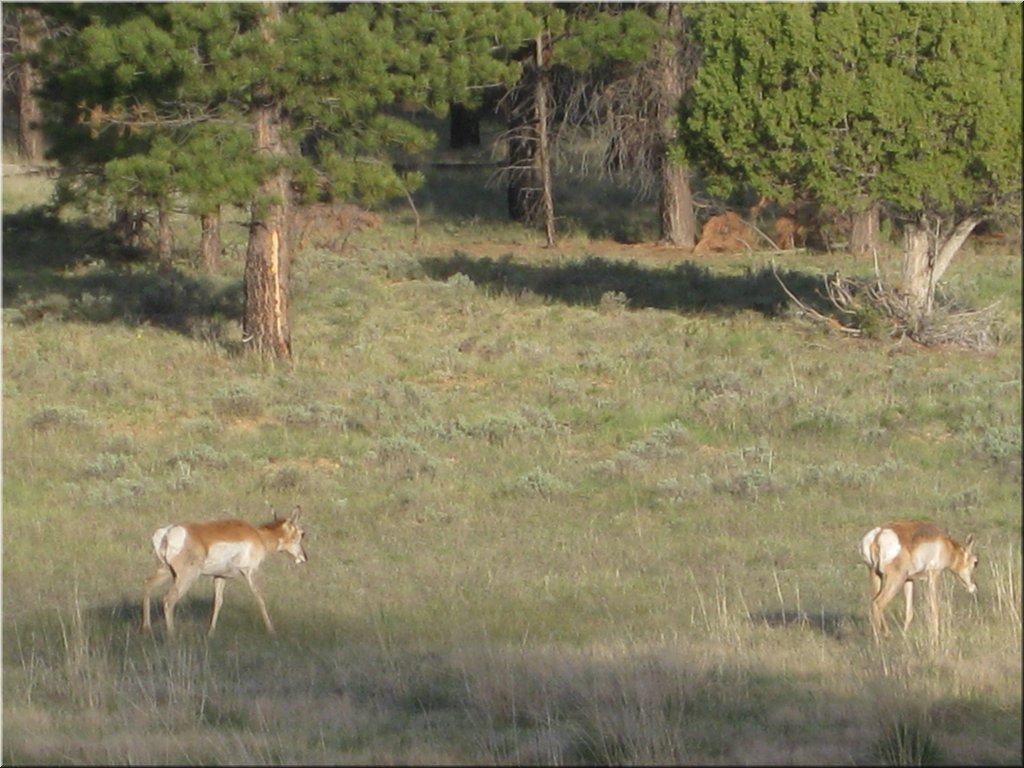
[[860, 520, 977, 639], [142, 507, 307, 637]]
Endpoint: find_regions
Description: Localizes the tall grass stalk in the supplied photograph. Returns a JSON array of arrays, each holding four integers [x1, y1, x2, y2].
[[873, 710, 943, 767], [988, 545, 1022, 638]]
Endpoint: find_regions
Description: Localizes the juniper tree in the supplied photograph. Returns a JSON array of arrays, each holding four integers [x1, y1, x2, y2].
[[679, 3, 1022, 316]]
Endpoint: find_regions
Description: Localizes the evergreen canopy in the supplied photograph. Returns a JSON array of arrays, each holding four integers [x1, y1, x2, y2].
[[40, 3, 539, 216], [678, 3, 1022, 222]]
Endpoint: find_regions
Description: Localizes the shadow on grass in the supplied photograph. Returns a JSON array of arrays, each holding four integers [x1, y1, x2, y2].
[[101, 596, 866, 649], [3, 206, 841, 334], [8, 594, 1019, 766], [97, 596, 292, 642], [98, 597, 216, 634], [2, 207, 242, 339], [421, 250, 838, 318], [91, 596, 320, 642], [14, 601, 1018, 766], [750, 608, 859, 641]]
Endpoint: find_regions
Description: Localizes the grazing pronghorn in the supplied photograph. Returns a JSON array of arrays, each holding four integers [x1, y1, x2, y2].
[[860, 520, 978, 640], [142, 507, 307, 637]]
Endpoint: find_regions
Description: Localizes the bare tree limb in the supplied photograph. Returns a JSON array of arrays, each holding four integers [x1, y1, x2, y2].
[[771, 261, 862, 336]]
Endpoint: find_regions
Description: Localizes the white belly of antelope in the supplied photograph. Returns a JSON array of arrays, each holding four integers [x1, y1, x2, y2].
[[202, 541, 258, 577]]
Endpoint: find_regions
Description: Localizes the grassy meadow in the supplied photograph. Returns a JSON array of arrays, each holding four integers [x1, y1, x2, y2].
[[2, 150, 1022, 765]]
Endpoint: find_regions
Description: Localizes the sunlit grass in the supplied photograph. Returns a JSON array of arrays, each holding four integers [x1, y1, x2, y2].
[[3, 165, 1021, 764]]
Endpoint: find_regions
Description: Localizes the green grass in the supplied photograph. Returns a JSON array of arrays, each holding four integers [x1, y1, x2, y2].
[[2, 160, 1021, 765]]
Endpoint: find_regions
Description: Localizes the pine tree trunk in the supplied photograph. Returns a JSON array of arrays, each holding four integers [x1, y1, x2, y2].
[[506, 35, 549, 227], [15, 8, 46, 163], [534, 32, 556, 247], [655, 4, 696, 247], [901, 214, 981, 317], [243, 161, 293, 360], [243, 5, 292, 361], [200, 209, 222, 273], [660, 161, 697, 248], [156, 204, 173, 272], [849, 199, 880, 255]]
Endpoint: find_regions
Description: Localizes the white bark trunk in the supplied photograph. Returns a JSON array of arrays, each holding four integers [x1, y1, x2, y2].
[[901, 215, 981, 317]]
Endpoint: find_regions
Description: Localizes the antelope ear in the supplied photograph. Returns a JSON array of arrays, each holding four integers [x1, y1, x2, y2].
[[291, 505, 302, 522], [965, 533, 975, 550]]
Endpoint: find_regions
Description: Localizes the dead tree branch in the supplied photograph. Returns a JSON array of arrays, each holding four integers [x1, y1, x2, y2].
[[772, 260, 1005, 350]]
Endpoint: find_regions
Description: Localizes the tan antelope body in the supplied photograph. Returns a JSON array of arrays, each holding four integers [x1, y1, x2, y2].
[[860, 520, 977, 639], [142, 508, 307, 637]]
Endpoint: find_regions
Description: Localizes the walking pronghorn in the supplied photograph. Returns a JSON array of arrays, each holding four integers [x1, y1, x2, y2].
[[142, 507, 307, 637], [860, 520, 978, 640]]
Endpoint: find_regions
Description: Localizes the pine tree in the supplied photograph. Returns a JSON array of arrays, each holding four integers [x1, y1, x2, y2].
[[503, 4, 683, 246], [36, 3, 536, 359], [572, 2, 699, 246]]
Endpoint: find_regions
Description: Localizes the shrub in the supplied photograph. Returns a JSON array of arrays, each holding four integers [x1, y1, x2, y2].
[[273, 402, 363, 431], [368, 436, 437, 478], [26, 405, 90, 431], [979, 424, 1022, 464], [511, 467, 572, 499], [622, 419, 692, 459], [168, 443, 234, 469], [262, 464, 307, 492], [212, 383, 263, 419], [82, 451, 134, 479]]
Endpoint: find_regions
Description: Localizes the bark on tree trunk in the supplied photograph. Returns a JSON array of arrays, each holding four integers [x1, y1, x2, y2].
[[243, 163, 293, 360], [901, 214, 981, 317], [506, 32, 552, 230], [655, 4, 697, 247], [156, 203, 173, 272], [849, 199, 880, 255], [200, 209, 222, 273], [15, 8, 46, 163], [660, 162, 697, 248], [243, 5, 292, 361], [534, 32, 556, 247]]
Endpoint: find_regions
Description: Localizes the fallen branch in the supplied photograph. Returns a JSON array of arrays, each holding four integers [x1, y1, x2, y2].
[[771, 260, 1004, 350], [771, 261, 862, 335], [748, 221, 780, 251]]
